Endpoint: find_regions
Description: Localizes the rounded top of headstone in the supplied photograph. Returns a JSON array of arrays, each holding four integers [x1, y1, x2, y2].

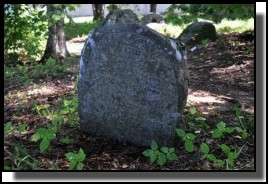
[[141, 13, 164, 25], [102, 9, 139, 26]]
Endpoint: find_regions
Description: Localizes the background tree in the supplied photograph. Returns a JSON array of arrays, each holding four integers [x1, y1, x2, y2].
[[39, 4, 70, 64], [4, 4, 47, 64], [150, 4, 157, 13], [92, 4, 104, 21]]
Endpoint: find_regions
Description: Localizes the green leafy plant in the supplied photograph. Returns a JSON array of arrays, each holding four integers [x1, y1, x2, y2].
[[234, 106, 252, 140], [211, 121, 234, 138], [61, 97, 79, 127], [4, 4, 48, 63], [31, 126, 57, 153], [176, 129, 196, 152], [142, 140, 178, 166], [60, 136, 71, 144], [201, 39, 210, 45], [18, 123, 29, 133], [65, 148, 86, 170], [187, 106, 209, 129], [218, 144, 244, 170], [200, 142, 217, 162], [5, 145, 39, 170], [4, 122, 14, 135]]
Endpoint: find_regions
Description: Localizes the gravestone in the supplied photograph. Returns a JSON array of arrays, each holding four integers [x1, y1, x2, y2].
[[177, 22, 217, 46], [78, 22, 188, 147], [141, 13, 164, 25], [102, 9, 139, 26]]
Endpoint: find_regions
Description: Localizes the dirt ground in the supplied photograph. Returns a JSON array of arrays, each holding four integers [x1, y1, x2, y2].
[[4, 31, 254, 170]]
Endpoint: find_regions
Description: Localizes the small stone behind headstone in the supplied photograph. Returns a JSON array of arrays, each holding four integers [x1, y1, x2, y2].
[[102, 9, 139, 26], [141, 13, 164, 25], [177, 22, 217, 46], [78, 22, 188, 147]]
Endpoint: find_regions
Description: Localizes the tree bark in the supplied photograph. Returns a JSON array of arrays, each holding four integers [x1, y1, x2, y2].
[[39, 5, 70, 64], [150, 4, 157, 13], [92, 4, 104, 21]]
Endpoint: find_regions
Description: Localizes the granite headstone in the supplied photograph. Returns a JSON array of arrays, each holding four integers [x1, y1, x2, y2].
[[78, 21, 188, 147]]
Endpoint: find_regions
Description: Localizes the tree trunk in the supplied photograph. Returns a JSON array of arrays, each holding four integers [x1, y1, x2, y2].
[[92, 4, 104, 21], [39, 5, 70, 64], [150, 4, 157, 13]]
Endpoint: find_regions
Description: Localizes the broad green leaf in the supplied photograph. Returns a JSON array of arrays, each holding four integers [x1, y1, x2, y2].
[[4, 122, 13, 135], [65, 152, 76, 161], [40, 138, 49, 153], [207, 154, 217, 161], [242, 132, 248, 140], [189, 107, 197, 115], [228, 152, 239, 161], [195, 117, 206, 122], [176, 129, 185, 137], [212, 129, 223, 138], [76, 162, 84, 170], [160, 147, 169, 154], [31, 133, 41, 142], [157, 153, 166, 166], [167, 152, 178, 161], [64, 100, 72, 106], [200, 142, 209, 154], [185, 133, 196, 141], [77, 148, 86, 162], [60, 108, 69, 115], [68, 160, 77, 170], [169, 148, 175, 153], [235, 107, 241, 117], [151, 140, 158, 151], [216, 121, 226, 130], [149, 153, 157, 163], [224, 127, 234, 133], [185, 140, 194, 152], [37, 128, 48, 136], [220, 144, 230, 154], [155, 150, 160, 155], [18, 123, 28, 133], [142, 149, 152, 157], [235, 127, 243, 132], [47, 131, 56, 140]]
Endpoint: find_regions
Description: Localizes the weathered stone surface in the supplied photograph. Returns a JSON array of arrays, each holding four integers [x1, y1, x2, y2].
[[102, 9, 139, 26], [177, 22, 217, 46], [78, 23, 188, 147], [141, 13, 164, 25]]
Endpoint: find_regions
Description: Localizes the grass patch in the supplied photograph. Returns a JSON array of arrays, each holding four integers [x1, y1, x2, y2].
[[64, 21, 100, 40], [216, 18, 254, 34], [162, 12, 254, 36]]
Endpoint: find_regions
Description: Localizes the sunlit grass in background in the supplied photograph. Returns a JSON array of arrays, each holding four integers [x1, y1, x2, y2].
[[64, 15, 254, 41]]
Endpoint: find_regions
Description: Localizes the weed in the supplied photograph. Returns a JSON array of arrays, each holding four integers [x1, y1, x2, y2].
[[65, 148, 86, 170], [142, 140, 178, 166], [4, 122, 14, 135], [60, 136, 71, 145], [187, 106, 210, 130], [31, 126, 57, 153], [18, 123, 29, 133], [201, 39, 210, 45], [211, 121, 234, 139], [176, 129, 196, 152], [5, 145, 39, 170]]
